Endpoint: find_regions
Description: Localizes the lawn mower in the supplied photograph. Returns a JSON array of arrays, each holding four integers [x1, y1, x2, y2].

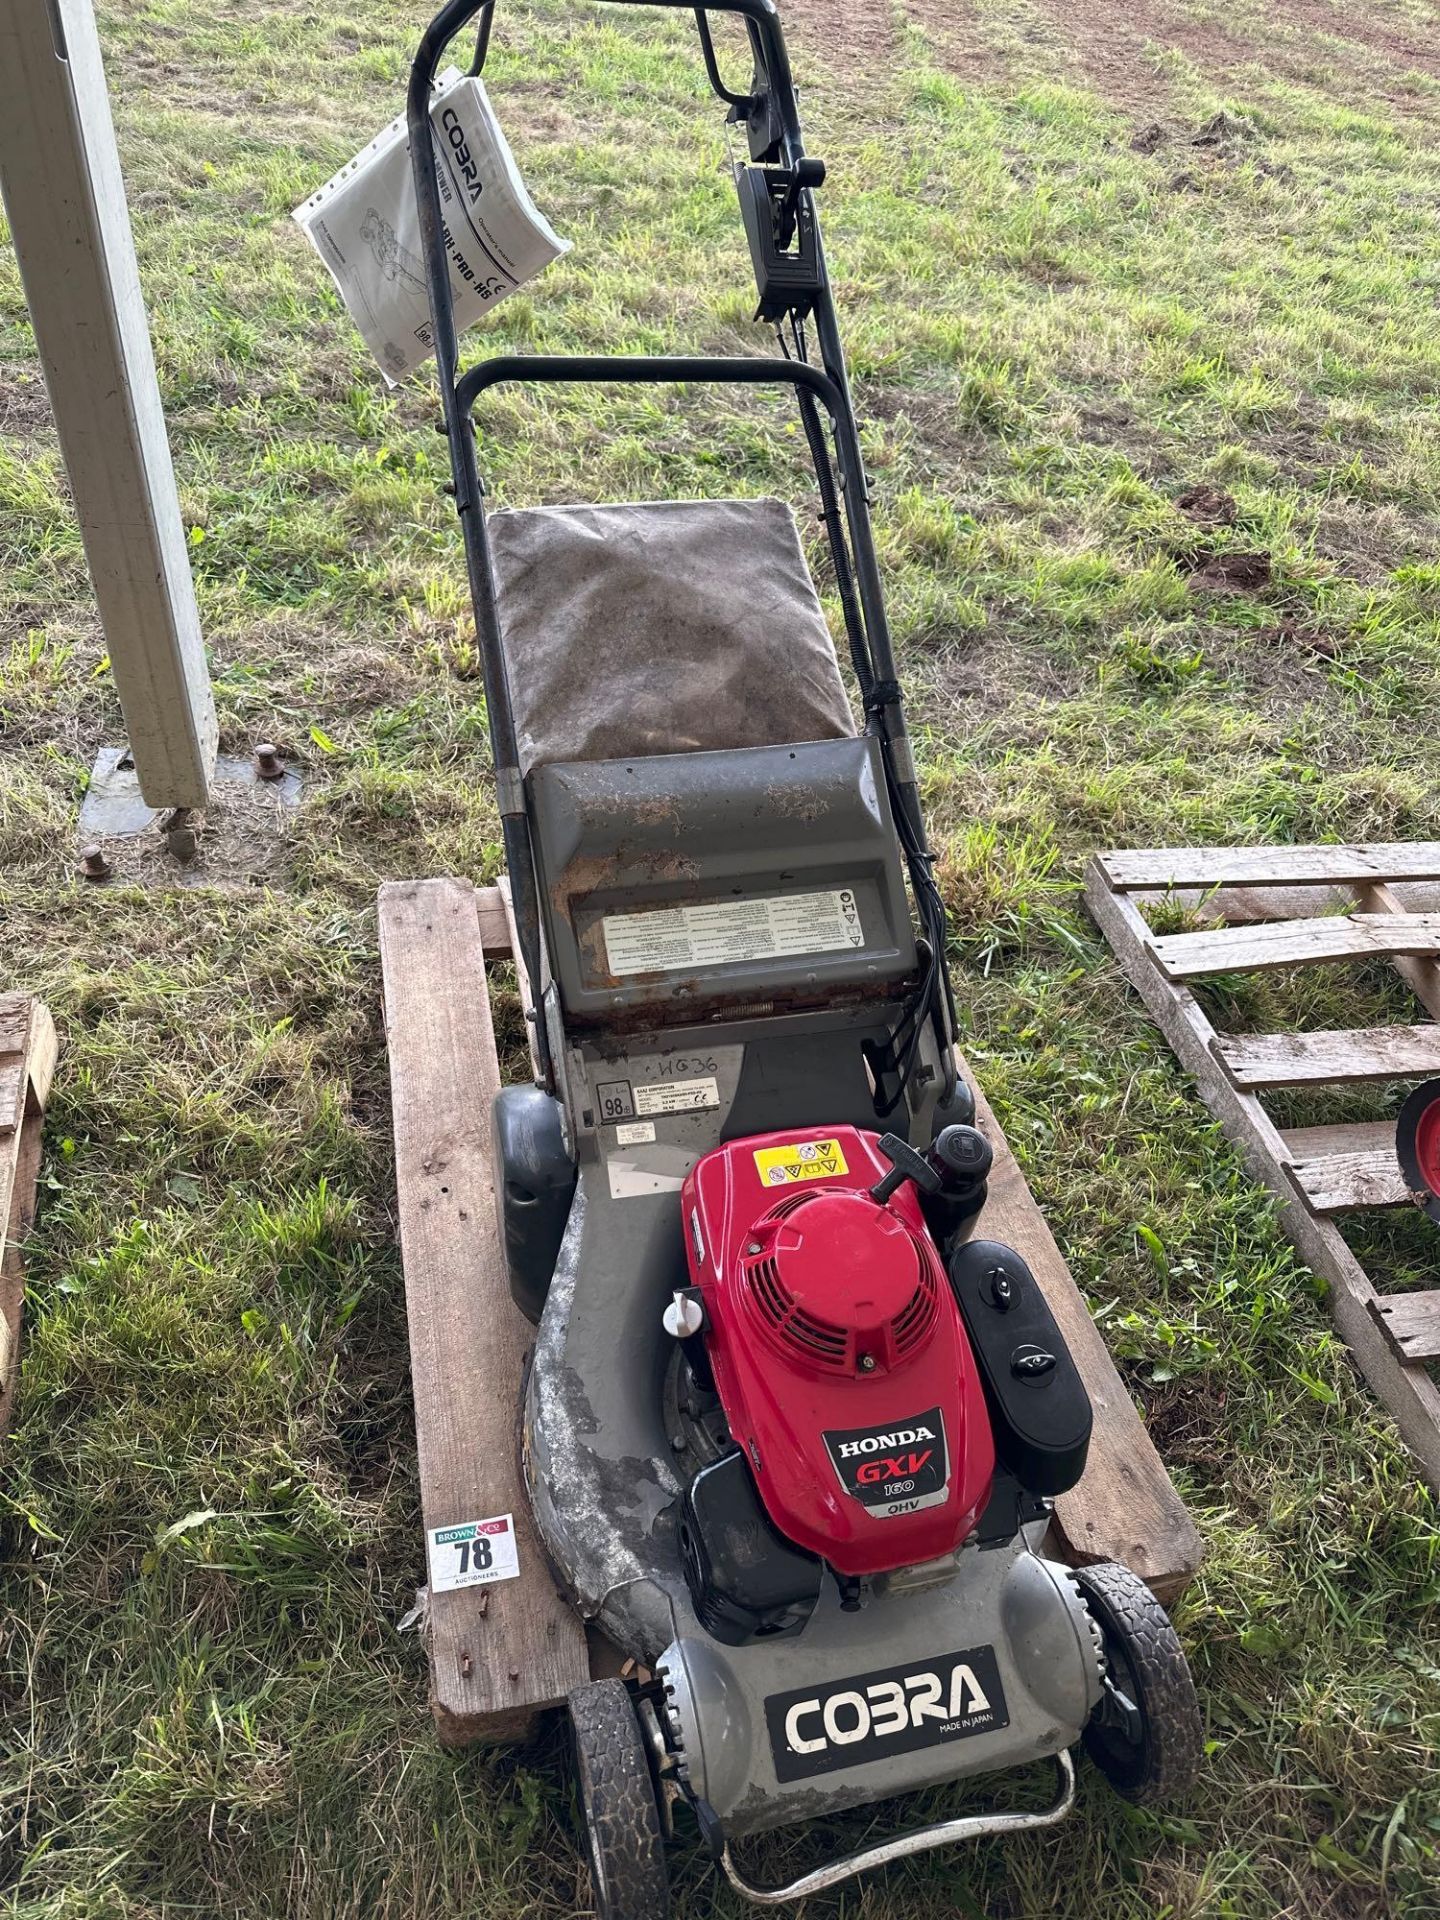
[[407, 1, 1204, 1907]]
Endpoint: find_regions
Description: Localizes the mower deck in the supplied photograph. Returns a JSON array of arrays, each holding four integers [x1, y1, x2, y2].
[[378, 875, 1202, 1747]]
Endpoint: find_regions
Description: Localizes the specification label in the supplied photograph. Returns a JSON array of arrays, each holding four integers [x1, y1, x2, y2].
[[602, 889, 863, 976], [635, 1077, 719, 1116]]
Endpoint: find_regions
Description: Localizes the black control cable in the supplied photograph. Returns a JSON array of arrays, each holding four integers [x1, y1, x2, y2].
[[778, 314, 952, 1118]]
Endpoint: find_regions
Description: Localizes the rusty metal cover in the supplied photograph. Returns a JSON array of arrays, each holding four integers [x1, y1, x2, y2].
[[528, 736, 916, 1026]]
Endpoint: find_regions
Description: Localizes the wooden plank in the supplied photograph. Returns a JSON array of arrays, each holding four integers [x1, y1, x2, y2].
[[1352, 880, 1440, 1023], [0, 0, 216, 808], [0, 1101, 45, 1429], [1100, 843, 1440, 892], [0, 997, 58, 1431], [1280, 1122, 1408, 1213], [1085, 857, 1440, 1489], [495, 875, 542, 1080], [1371, 1292, 1440, 1363], [963, 1061, 1202, 1604], [0, 1060, 25, 1137], [1142, 882, 1440, 926], [378, 878, 588, 1744], [1151, 913, 1440, 981], [473, 884, 512, 957], [1214, 1024, 1440, 1089]]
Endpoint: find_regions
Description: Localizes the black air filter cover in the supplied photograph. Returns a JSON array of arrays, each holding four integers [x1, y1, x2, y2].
[[948, 1239, 1092, 1497]]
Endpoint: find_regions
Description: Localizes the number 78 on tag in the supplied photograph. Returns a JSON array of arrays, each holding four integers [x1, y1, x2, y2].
[[428, 1513, 521, 1592]]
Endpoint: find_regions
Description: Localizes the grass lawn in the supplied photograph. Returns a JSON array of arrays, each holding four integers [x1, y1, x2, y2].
[[4, 0, 1440, 1913]]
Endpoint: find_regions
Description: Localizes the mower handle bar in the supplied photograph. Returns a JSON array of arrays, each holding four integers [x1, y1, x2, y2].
[[455, 351, 843, 414], [408, 0, 941, 1093]]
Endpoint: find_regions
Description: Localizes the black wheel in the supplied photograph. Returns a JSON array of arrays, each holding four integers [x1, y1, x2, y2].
[[568, 1679, 670, 1920], [1397, 1077, 1440, 1225], [1074, 1561, 1203, 1805]]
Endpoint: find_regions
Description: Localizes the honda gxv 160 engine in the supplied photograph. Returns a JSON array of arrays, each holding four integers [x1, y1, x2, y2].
[[671, 1121, 1097, 1646]]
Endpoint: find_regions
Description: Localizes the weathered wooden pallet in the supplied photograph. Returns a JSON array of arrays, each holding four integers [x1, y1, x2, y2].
[[1086, 841, 1440, 1490], [0, 995, 58, 1435], [380, 876, 1201, 1747]]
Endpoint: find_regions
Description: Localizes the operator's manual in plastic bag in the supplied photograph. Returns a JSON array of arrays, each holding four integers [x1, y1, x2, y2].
[[294, 68, 568, 384]]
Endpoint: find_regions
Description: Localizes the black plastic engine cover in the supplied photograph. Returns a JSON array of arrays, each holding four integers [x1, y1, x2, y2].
[[947, 1239, 1092, 1497], [679, 1450, 822, 1647], [491, 1085, 577, 1324]]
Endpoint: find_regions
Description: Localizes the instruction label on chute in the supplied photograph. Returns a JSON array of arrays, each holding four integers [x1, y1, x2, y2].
[[601, 889, 863, 976]]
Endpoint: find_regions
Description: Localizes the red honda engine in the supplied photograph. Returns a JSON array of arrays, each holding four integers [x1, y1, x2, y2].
[[681, 1124, 995, 1579]]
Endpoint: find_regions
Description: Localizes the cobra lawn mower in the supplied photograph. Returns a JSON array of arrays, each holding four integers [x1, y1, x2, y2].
[[407, 0, 1204, 1906]]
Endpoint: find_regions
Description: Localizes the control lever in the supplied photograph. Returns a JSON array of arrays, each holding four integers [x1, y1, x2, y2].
[[775, 156, 826, 250]]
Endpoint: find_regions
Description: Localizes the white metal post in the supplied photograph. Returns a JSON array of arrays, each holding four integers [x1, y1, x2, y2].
[[0, 0, 216, 811]]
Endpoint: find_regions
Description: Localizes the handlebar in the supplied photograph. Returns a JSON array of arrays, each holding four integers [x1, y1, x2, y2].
[[456, 352, 845, 415]]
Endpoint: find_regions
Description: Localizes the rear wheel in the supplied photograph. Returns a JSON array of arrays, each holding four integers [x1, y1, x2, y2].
[[1074, 1561, 1203, 1804], [568, 1679, 670, 1920], [1397, 1077, 1440, 1225]]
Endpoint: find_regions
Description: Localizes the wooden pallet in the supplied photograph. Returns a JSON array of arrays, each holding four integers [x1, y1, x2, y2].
[[380, 877, 1201, 1747], [1086, 841, 1440, 1489], [0, 995, 58, 1434]]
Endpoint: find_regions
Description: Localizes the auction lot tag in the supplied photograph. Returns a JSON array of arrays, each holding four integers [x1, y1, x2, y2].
[[428, 1514, 520, 1592], [753, 1137, 849, 1187]]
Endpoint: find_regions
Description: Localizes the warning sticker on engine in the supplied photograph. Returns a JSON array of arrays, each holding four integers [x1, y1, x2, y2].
[[601, 889, 863, 976], [753, 1137, 849, 1187]]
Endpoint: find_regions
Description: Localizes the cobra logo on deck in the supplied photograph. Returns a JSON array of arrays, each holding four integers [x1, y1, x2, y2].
[[765, 1646, 1009, 1782]]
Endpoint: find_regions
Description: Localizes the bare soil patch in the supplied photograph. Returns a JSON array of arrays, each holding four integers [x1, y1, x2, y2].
[[0, 372, 54, 442], [904, 0, 1008, 84], [776, 0, 899, 69], [1021, 0, 1260, 116], [1268, 0, 1440, 81], [778, 0, 1004, 82], [1175, 482, 1238, 527], [1184, 549, 1273, 595]]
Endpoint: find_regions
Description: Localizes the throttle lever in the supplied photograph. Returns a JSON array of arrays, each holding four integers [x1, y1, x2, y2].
[[775, 156, 826, 250]]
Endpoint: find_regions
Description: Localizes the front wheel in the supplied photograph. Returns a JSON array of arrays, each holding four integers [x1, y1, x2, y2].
[[1074, 1561, 1204, 1805], [568, 1679, 670, 1920]]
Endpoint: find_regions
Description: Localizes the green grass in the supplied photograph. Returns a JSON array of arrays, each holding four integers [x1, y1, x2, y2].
[[3, 0, 1440, 1913]]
